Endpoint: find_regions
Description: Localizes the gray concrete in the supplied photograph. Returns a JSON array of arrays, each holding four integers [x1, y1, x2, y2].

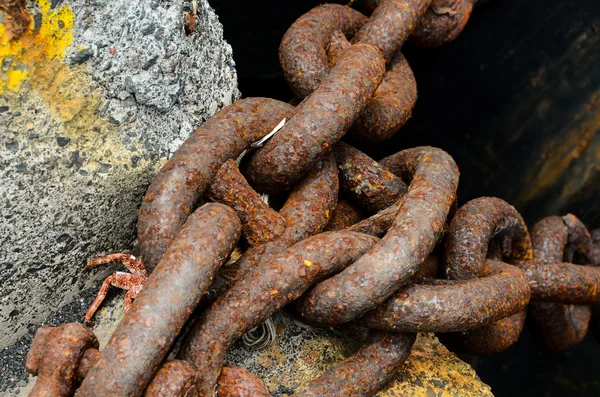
[[0, 0, 239, 351]]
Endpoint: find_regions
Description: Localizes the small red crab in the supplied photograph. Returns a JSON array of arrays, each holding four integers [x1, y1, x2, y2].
[[84, 253, 148, 323]]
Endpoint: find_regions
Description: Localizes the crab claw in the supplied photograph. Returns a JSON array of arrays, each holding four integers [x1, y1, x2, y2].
[[84, 254, 148, 323]]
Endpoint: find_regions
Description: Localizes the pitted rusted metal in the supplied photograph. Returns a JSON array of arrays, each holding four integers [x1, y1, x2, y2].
[[279, 4, 368, 99], [208, 159, 286, 246], [352, 0, 433, 62], [360, 260, 530, 333], [216, 367, 271, 397], [349, 51, 418, 142], [138, 98, 296, 272], [26, 0, 600, 393], [26, 323, 99, 397], [280, 4, 419, 143], [592, 229, 600, 342], [77, 204, 241, 397], [178, 231, 379, 396], [325, 31, 418, 143], [324, 199, 367, 231], [76, 348, 100, 384], [440, 311, 528, 356], [592, 229, 600, 265], [444, 197, 532, 279], [563, 213, 594, 262], [27, 325, 199, 397], [361, 0, 474, 48], [442, 197, 532, 355], [334, 142, 407, 213], [527, 215, 595, 351], [408, 0, 475, 47], [217, 153, 339, 293], [201, 154, 339, 308], [515, 260, 600, 304], [414, 253, 442, 279], [144, 360, 196, 397], [295, 331, 416, 396], [244, 44, 385, 194], [326, 30, 353, 66], [26, 324, 200, 397], [345, 198, 403, 237], [299, 147, 458, 326]]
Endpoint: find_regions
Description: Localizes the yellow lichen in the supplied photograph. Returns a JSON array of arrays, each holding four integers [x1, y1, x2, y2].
[[0, 0, 74, 93]]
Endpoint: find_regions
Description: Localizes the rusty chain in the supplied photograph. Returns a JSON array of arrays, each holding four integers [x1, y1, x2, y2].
[[23, 0, 600, 396]]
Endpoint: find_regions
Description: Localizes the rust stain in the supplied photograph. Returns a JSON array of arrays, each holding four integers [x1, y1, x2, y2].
[[0, 0, 31, 40], [1, 1, 150, 173]]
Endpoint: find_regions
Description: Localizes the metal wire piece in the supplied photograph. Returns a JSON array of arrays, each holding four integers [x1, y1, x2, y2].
[[241, 317, 277, 350]]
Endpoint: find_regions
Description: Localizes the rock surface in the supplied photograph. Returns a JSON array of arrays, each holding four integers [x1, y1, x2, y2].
[[0, 0, 239, 350], [226, 313, 494, 397]]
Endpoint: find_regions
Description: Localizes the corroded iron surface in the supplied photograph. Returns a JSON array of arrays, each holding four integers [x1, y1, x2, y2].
[[527, 215, 595, 351], [77, 204, 241, 396], [208, 159, 286, 246], [300, 147, 458, 326], [361, 260, 530, 333], [26, 324, 98, 397], [324, 199, 367, 232], [335, 142, 407, 213], [295, 331, 416, 396], [442, 197, 532, 355], [216, 367, 271, 397], [178, 231, 379, 395], [245, 44, 385, 194], [138, 98, 295, 271]]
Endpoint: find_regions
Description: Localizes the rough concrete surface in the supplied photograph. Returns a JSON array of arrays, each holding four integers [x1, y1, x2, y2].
[[0, 0, 238, 362]]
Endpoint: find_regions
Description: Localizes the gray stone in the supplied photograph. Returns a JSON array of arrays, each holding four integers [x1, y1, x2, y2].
[[0, 0, 239, 353]]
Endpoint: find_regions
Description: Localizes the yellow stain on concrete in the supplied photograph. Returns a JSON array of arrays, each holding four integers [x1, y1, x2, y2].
[[0, 1, 151, 171], [0, 0, 74, 93], [383, 333, 493, 396]]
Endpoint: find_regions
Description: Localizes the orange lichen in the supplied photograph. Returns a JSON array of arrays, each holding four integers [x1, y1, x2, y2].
[[0, 0, 74, 93]]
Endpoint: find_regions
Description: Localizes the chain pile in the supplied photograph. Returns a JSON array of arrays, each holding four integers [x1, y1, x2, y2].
[[24, 1, 600, 397]]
